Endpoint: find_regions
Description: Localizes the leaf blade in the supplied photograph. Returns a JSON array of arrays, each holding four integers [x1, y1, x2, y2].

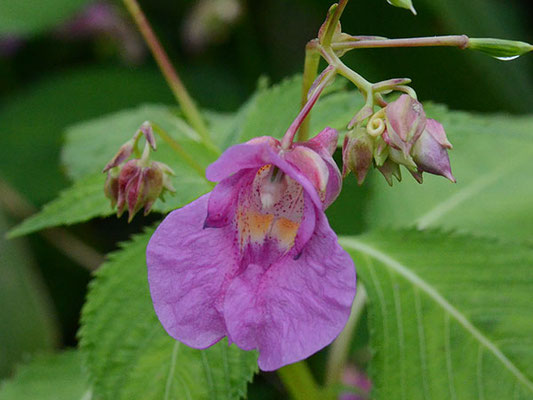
[[340, 230, 533, 399]]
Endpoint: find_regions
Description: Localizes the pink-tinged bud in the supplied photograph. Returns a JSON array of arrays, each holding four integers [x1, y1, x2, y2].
[[348, 106, 374, 129], [104, 168, 120, 207], [411, 119, 456, 183], [115, 160, 175, 221], [139, 121, 157, 150], [384, 94, 427, 156], [377, 159, 402, 186], [102, 140, 134, 172], [342, 128, 374, 185]]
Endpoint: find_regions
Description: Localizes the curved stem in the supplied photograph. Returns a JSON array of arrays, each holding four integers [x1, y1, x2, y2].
[[278, 361, 328, 400], [122, 0, 215, 151], [281, 66, 336, 149]]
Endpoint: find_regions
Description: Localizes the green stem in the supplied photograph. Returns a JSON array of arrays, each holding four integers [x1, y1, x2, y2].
[[278, 361, 326, 400], [333, 35, 469, 52], [122, 0, 215, 150], [325, 283, 368, 385], [297, 43, 321, 142], [151, 123, 210, 179], [323, 47, 372, 96]]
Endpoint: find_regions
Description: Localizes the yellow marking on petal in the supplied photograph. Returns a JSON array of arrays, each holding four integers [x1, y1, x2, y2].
[[248, 211, 274, 243], [271, 217, 299, 248]]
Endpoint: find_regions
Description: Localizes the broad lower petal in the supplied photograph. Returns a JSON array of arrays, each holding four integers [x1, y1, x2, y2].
[[224, 211, 356, 371], [147, 194, 238, 348]]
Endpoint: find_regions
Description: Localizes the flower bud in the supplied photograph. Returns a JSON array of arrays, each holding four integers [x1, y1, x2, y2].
[[116, 159, 175, 221], [342, 128, 374, 185], [103, 140, 134, 172], [104, 167, 120, 207], [411, 119, 456, 182], [384, 94, 426, 156], [468, 38, 533, 60]]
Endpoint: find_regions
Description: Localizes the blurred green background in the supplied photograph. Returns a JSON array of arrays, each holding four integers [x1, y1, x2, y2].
[[0, 0, 532, 391]]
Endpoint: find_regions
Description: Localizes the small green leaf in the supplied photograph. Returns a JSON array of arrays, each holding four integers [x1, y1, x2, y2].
[[0, 351, 89, 400], [341, 230, 533, 399], [79, 229, 258, 400]]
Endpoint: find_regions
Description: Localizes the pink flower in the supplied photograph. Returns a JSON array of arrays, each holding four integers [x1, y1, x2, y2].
[[146, 128, 356, 371]]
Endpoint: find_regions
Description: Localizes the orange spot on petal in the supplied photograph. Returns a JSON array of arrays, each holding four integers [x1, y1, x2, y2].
[[271, 217, 299, 248]]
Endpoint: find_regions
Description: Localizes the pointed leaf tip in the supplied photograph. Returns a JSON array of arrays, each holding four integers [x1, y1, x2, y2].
[[386, 0, 417, 15]]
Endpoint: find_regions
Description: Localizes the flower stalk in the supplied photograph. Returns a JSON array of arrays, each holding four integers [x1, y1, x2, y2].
[[278, 362, 329, 400], [121, 0, 215, 150]]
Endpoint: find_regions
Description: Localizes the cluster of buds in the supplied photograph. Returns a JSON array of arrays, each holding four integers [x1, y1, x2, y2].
[[103, 122, 175, 221], [343, 94, 455, 186]]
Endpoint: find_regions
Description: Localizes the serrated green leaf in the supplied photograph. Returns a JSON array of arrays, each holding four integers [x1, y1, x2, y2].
[[79, 229, 258, 400], [7, 173, 108, 238], [365, 108, 533, 241], [340, 230, 533, 399], [0, 0, 90, 35], [0, 351, 89, 400]]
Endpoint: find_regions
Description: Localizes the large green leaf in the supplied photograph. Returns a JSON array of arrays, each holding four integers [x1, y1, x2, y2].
[[365, 107, 533, 241], [340, 230, 533, 399], [79, 228, 258, 400], [0, 208, 58, 377], [0, 351, 89, 400], [0, 0, 89, 35]]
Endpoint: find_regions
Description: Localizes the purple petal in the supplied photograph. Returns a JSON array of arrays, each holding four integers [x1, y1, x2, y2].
[[205, 137, 280, 182], [305, 127, 338, 156], [284, 146, 329, 200], [223, 211, 356, 371], [206, 139, 323, 210], [205, 169, 254, 228], [147, 194, 238, 348]]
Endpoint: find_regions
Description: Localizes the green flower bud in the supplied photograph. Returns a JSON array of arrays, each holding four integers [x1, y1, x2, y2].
[[468, 38, 533, 60], [342, 128, 374, 185]]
